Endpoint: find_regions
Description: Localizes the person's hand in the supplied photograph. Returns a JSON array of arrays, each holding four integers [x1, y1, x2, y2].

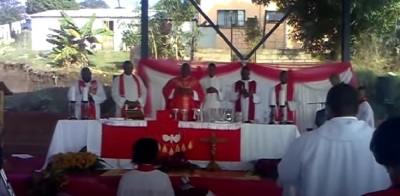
[[206, 87, 218, 94], [88, 95, 94, 102], [240, 89, 249, 98]]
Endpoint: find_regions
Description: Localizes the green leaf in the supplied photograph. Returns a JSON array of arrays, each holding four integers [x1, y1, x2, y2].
[[81, 13, 96, 36]]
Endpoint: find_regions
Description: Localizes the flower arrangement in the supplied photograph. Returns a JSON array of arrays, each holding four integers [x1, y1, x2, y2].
[[29, 147, 106, 196]]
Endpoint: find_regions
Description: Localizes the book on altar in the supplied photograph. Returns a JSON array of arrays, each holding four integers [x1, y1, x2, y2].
[[287, 101, 299, 112]]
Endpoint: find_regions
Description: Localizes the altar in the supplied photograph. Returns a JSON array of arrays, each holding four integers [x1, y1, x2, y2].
[[44, 120, 300, 170]]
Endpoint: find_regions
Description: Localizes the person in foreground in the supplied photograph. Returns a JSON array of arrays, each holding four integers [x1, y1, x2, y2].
[[277, 84, 390, 196], [363, 117, 400, 196], [117, 138, 174, 196], [356, 86, 375, 128]]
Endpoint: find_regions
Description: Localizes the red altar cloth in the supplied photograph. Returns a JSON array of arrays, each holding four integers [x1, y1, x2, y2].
[[101, 121, 241, 161]]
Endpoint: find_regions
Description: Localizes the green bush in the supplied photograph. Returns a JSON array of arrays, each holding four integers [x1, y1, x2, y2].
[[356, 70, 400, 119]]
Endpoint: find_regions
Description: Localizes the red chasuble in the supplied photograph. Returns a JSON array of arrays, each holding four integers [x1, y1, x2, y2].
[[162, 76, 204, 112], [274, 83, 295, 122], [234, 80, 256, 121], [78, 80, 97, 119], [119, 74, 142, 117]]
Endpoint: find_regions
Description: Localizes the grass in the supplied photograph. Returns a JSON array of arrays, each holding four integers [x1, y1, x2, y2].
[[0, 39, 130, 76]]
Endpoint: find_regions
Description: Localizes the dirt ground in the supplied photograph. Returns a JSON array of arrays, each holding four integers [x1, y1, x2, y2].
[[1, 63, 115, 114]]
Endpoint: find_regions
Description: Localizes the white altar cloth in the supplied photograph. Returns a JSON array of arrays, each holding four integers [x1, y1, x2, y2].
[[43, 120, 300, 170]]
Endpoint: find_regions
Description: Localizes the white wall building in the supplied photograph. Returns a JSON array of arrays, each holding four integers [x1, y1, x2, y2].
[[30, 9, 139, 51]]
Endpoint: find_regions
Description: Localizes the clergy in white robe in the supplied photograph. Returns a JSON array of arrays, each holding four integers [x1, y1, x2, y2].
[[111, 61, 147, 117], [356, 86, 375, 128], [200, 63, 224, 121], [278, 84, 390, 196], [67, 67, 106, 119], [118, 138, 174, 196], [270, 71, 296, 122], [231, 66, 261, 122]]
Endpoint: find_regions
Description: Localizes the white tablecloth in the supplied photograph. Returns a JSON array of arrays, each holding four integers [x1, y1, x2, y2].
[[43, 120, 300, 170]]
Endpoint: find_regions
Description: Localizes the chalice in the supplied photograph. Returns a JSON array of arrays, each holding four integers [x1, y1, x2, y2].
[[172, 108, 179, 120]]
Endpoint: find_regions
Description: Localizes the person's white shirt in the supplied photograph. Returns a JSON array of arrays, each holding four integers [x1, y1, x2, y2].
[[117, 169, 175, 196], [111, 74, 147, 117], [67, 79, 106, 119], [357, 101, 375, 128], [278, 117, 390, 196], [231, 80, 261, 122]]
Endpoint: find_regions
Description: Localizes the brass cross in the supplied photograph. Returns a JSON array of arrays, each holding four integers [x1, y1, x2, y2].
[[199, 131, 228, 172]]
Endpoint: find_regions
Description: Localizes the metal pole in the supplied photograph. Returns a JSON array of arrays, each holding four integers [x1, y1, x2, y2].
[[244, 11, 291, 60], [230, 11, 233, 61], [140, 0, 149, 58], [341, 0, 351, 62], [187, 0, 244, 60]]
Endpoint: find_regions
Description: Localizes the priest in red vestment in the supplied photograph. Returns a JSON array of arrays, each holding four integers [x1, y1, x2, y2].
[[162, 63, 204, 118], [232, 66, 261, 122], [270, 71, 295, 123]]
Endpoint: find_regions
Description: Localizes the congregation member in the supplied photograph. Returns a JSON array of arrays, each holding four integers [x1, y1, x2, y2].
[[232, 66, 261, 122], [315, 72, 343, 127], [357, 86, 375, 128], [200, 63, 224, 121], [112, 61, 147, 117], [278, 84, 390, 196], [270, 71, 295, 123], [117, 138, 174, 196], [162, 63, 204, 114], [364, 117, 400, 196], [67, 67, 106, 119]]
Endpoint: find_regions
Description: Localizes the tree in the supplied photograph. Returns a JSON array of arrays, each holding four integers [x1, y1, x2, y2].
[[46, 11, 113, 67], [79, 0, 109, 9], [244, 17, 262, 62], [122, 0, 199, 59], [251, 0, 399, 57], [26, 0, 79, 14], [0, 0, 23, 25]]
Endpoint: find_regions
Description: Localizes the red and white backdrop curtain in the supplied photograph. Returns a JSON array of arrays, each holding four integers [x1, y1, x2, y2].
[[136, 59, 357, 133]]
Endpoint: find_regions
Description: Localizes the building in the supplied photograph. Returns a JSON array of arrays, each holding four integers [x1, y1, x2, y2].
[[30, 9, 139, 51], [197, 0, 300, 51]]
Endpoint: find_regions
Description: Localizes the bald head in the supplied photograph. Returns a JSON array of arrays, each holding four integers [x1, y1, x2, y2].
[[329, 73, 341, 86], [81, 67, 92, 82]]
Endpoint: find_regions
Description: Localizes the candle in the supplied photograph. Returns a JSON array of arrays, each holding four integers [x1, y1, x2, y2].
[[270, 89, 276, 106], [70, 85, 76, 102], [279, 90, 286, 106], [82, 87, 89, 102]]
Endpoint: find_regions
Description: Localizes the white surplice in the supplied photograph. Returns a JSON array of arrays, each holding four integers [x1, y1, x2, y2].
[[231, 80, 261, 122], [356, 101, 375, 128], [277, 117, 390, 196], [201, 76, 224, 109], [111, 74, 147, 117], [200, 76, 224, 121], [117, 170, 175, 196], [67, 79, 106, 119]]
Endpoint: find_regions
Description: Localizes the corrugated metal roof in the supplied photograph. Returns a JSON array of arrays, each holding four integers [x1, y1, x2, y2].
[[30, 9, 151, 18]]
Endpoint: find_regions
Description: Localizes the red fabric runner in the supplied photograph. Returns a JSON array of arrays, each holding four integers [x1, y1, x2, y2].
[[101, 125, 149, 159], [101, 121, 241, 161]]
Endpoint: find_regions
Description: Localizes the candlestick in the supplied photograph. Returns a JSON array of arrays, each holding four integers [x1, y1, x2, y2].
[[82, 87, 89, 102], [279, 90, 286, 106], [270, 90, 276, 106], [70, 85, 76, 102]]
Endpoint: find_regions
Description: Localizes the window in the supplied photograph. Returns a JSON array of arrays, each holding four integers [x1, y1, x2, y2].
[[217, 10, 245, 28], [103, 20, 114, 31], [265, 11, 285, 23]]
